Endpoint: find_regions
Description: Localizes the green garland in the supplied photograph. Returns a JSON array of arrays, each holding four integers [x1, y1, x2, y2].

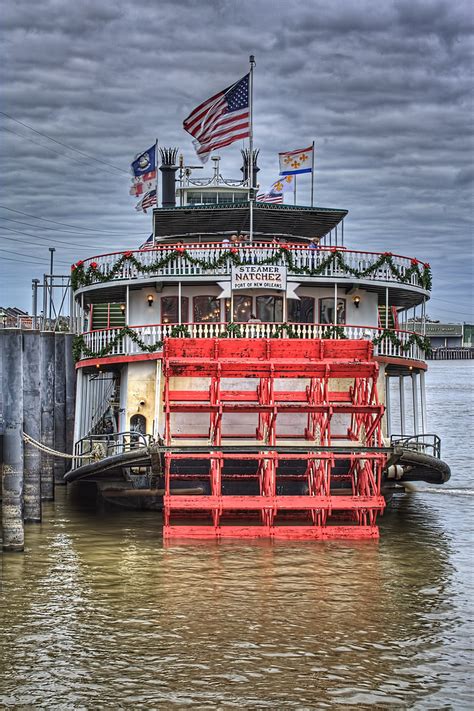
[[269, 323, 298, 338], [321, 325, 347, 339], [218, 322, 243, 338], [74, 323, 431, 361], [71, 248, 432, 291], [72, 324, 191, 361], [371, 329, 431, 354]]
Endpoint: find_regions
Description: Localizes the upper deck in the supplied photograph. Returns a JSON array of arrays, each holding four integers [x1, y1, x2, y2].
[[71, 173, 432, 369], [152, 202, 348, 241], [72, 241, 431, 308]]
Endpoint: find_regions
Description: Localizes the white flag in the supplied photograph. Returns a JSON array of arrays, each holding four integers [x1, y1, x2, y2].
[[279, 146, 314, 175]]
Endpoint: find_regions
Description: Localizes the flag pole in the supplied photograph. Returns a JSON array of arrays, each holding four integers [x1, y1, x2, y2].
[[249, 55, 255, 242], [310, 140, 315, 207], [294, 174, 297, 205], [154, 137, 159, 246]]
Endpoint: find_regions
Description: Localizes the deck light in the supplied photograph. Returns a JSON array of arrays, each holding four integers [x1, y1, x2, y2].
[[147, 294, 154, 307], [352, 295, 361, 308], [120, 303, 126, 315]]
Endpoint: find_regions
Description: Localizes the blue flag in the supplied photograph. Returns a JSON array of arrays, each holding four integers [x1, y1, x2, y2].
[[131, 145, 157, 179]]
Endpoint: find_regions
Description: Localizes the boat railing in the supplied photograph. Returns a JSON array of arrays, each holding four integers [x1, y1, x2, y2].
[[390, 434, 441, 458], [75, 244, 428, 290], [74, 431, 152, 465], [79, 322, 427, 362]]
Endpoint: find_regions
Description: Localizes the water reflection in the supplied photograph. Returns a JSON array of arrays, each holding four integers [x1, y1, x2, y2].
[[2, 483, 471, 709], [1, 362, 472, 708]]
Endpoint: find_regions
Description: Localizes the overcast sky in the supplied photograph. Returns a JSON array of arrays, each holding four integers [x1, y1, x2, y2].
[[1, 0, 473, 322]]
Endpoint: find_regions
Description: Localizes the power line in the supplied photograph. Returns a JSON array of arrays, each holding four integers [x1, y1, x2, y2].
[[0, 205, 148, 235], [0, 216, 134, 238], [430, 295, 474, 306], [429, 306, 473, 317], [0, 245, 69, 263], [0, 231, 94, 251], [0, 225, 107, 249], [1, 125, 94, 168], [0, 253, 68, 267], [0, 110, 129, 174], [0, 255, 47, 265], [0, 246, 66, 262]]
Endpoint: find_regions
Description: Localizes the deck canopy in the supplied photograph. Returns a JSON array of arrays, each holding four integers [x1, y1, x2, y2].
[[153, 202, 348, 242]]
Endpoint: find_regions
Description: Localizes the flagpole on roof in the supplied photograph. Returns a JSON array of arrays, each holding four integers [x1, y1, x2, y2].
[[153, 138, 158, 246], [249, 54, 255, 242], [310, 140, 315, 207]]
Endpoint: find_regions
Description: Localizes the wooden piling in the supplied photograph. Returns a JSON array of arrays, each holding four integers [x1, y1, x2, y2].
[[1, 330, 25, 552], [40, 332, 55, 501], [23, 332, 42, 522]]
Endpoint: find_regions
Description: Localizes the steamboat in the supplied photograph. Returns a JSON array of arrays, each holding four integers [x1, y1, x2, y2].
[[67, 148, 450, 539]]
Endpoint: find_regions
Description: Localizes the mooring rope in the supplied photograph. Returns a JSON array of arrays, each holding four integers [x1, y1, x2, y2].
[[22, 432, 100, 460]]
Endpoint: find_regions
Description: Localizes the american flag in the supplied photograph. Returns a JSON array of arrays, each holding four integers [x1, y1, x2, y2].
[[257, 175, 293, 204], [183, 74, 250, 164], [135, 189, 157, 213], [139, 234, 154, 249], [256, 191, 283, 204]]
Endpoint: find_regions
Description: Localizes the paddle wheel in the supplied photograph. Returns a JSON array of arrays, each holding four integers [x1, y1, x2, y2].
[[162, 338, 387, 539]]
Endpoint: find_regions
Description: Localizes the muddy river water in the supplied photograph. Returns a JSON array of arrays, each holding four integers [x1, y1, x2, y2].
[[1, 361, 472, 709]]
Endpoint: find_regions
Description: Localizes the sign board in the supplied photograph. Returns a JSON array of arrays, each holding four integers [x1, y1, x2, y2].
[[425, 323, 463, 337], [231, 264, 287, 291]]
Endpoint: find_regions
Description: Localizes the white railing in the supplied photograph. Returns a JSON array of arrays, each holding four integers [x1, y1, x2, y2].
[[76, 244, 428, 290], [80, 322, 426, 362]]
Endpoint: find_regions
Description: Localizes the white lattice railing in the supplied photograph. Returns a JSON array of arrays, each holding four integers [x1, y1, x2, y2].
[[76, 244, 428, 290], [80, 322, 426, 362]]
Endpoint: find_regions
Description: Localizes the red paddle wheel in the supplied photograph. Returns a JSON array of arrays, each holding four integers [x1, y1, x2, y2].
[[162, 338, 387, 539]]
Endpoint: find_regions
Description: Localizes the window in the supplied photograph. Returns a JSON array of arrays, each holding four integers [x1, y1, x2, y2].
[[256, 295, 283, 322], [161, 296, 189, 324], [187, 193, 202, 205], [217, 193, 234, 204], [287, 297, 315, 323], [319, 298, 346, 325], [201, 192, 217, 204], [91, 303, 126, 330], [130, 414, 146, 435], [193, 296, 221, 322], [224, 296, 253, 322]]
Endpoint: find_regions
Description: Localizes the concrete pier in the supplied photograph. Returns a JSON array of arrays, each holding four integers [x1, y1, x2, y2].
[[23, 332, 42, 522], [65, 334, 76, 469], [53, 334, 67, 484], [1, 330, 25, 552], [40, 332, 55, 500], [1, 328, 76, 551]]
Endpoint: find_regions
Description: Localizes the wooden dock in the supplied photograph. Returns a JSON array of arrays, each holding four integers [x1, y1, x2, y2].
[[427, 347, 474, 360]]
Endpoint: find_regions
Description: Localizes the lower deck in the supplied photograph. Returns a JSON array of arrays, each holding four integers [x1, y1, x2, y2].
[[70, 337, 449, 539]]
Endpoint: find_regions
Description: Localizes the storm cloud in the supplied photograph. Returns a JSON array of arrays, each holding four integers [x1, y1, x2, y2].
[[1, 0, 473, 321]]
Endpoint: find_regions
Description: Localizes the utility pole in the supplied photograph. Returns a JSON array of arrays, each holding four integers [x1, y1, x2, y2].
[[32, 279, 40, 329], [48, 247, 56, 322]]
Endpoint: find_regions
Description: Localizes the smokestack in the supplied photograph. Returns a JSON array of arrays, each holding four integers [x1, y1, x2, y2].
[[240, 148, 260, 188], [159, 148, 179, 208]]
